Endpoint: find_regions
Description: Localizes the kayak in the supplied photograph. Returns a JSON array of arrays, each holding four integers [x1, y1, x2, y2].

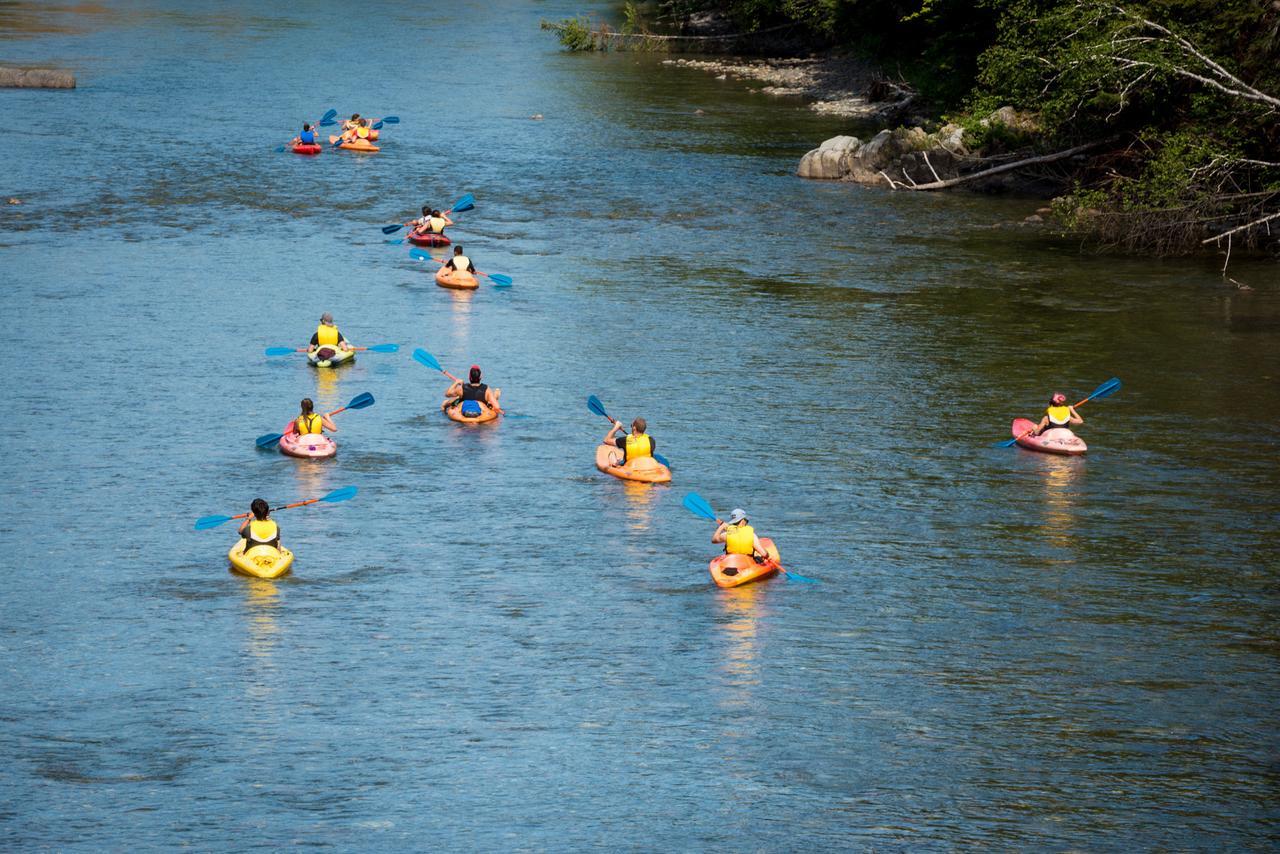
[[1011, 417, 1087, 456], [442, 399, 500, 424], [710, 537, 781, 588], [435, 267, 479, 290], [279, 423, 337, 459], [407, 231, 451, 247], [291, 143, 322, 155], [228, 539, 295, 579], [307, 346, 355, 368], [594, 443, 671, 484], [329, 135, 380, 152]]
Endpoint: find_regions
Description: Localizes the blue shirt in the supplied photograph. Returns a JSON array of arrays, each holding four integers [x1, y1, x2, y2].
[[299, 129, 316, 144]]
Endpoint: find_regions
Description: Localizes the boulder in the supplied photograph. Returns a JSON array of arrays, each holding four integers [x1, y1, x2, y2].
[[0, 67, 76, 89], [982, 106, 1039, 134], [937, 123, 968, 155], [797, 135, 861, 180]]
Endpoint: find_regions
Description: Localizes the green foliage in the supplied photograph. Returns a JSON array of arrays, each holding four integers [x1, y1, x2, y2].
[[541, 17, 598, 51]]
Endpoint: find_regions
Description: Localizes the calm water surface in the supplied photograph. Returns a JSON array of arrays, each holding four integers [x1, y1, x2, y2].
[[2, 1, 1278, 849]]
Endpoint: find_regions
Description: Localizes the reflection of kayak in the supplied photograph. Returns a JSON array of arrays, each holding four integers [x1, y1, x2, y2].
[[329, 135, 379, 152], [408, 231, 451, 247], [442, 399, 500, 424], [594, 443, 671, 483], [279, 423, 337, 459], [435, 267, 478, 290], [308, 346, 355, 368], [1011, 417, 1087, 455], [710, 538, 780, 588], [228, 539, 295, 579], [291, 143, 322, 155]]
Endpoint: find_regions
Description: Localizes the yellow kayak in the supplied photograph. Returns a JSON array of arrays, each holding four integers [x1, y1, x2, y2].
[[228, 539, 294, 579]]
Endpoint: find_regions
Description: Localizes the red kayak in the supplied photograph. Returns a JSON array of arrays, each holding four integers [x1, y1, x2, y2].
[[1011, 417, 1087, 456], [291, 143, 322, 156], [407, 231, 451, 247]]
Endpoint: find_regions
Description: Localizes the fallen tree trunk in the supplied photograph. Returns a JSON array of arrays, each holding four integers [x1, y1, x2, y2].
[[0, 67, 76, 89], [879, 139, 1108, 191]]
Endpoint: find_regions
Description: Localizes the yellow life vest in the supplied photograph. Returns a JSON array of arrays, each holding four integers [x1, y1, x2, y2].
[[450, 254, 471, 272], [625, 433, 652, 461], [315, 323, 340, 346], [725, 523, 756, 556], [1046, 405, 1072, 425], [428, 216, 447, 234], [356, 126, 369, 139], [295, 413, 323, 436], [247, 519, 278, 546]]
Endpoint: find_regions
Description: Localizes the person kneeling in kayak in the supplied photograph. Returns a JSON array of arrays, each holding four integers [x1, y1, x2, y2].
[[604, 417, 655, 467], [1033, 392, 1083, 436], [237, 499, 280, 550], [294, 398, 337, 436], [444, 245, 475, 274], [292, 123, 317, 147], [309, 312, 352, 361], [341, 113, 361, 133], [407, 206, 453, 237], [712, 508, 771, 563], [445, 365, 503, 417]]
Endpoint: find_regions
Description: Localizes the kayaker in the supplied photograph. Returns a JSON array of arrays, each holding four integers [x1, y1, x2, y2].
[[445, 365, 503, 416], [1032, 392, 1083, 436], [294, 398, 337, 436], [309, 312, 352, 358], [407, 206, 452, 236], [354, 118, 373, 141], [341, 113, 361, 132], [237, 499, 281, 550], [292, 123, 317, 147], [604, 417, 656, 466], [711, 508, 771, 562], [444, 245, 475, 274]]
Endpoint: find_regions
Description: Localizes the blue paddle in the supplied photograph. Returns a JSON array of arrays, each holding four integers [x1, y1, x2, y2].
[[586, 395, 671, 469], [413, 348, 509, 415], [194, 485, 358, 531], [682, 492, 816, 583], [997, 377, 1122, 447], [382, 193, 475, 235], [255, 392, 376, 448]]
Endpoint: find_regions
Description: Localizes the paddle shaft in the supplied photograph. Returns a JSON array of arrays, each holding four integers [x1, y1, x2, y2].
[[226, 495, 331, 525]]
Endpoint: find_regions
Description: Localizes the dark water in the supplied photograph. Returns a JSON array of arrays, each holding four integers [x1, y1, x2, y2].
[[2, 1, 1278, 848]]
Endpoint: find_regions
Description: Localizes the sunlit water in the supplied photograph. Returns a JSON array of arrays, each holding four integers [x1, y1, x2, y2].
[[2, 1, 1278, 848]]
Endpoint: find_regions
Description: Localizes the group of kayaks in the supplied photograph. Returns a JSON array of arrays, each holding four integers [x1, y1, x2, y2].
[[285, 108, 396, 156]]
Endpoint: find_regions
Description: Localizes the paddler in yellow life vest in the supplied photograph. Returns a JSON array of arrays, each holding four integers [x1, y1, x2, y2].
[[293, 398, 337, 437], [340, 113, 361, 133], [444, 244, 476, 274], [604, 417, 656, 467], [712, 508, 771, 562], [308, 312, 352, 360], [237, 498, 281, 551], [1033, 392, 1083, 436]]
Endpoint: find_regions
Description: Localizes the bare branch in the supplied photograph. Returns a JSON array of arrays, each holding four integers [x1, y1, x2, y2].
[[1201, 211, 1280, 244]]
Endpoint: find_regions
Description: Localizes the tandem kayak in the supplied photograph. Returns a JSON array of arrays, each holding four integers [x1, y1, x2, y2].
[[279, 423, 337, 459], [442, 399, 500, 424], [710, 537, 781, 588], [1011, 417, 1087, 456], [594, 444, 671, 484], [407, 231, 451, 247], [435, 268, 479, 290], [228, 539, 295, 579], [307, 346, 355, 368], [291, 143, 322, 156], [329, 135, 379, 152]]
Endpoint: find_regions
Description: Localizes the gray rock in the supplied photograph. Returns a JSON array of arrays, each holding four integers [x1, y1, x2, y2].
[[797, 135, 861, 180], [0, 67, 76, 89]]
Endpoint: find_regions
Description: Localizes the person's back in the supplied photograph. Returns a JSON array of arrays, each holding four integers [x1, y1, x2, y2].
[[446, 245, 473, 273], [239, 499, 280, 550], [299, 124, 316, 145]]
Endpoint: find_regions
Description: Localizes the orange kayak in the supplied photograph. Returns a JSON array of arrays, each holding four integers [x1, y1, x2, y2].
[[710, 538, 780, 588], [594, 443, 671, 483], [328, 134, 379, 152], [435, 268, 478, 290], [442, 399, 500, 424]]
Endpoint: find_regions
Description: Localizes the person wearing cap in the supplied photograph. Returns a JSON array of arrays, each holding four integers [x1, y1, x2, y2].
[[444, 244, 475, 274], [308, 313, 352, 360], [1032, 392, 1083, 436], [444, 364, 503, 416], [712, 509, 771, 561], [603, 417, 655, 467]]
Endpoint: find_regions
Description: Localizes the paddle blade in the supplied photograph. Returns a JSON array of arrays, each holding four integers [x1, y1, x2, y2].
[[371, 121, 383, 130], [319, 118, 336, 127], [346, 391, 375, 410], [409, 248, 432, 263], [682, 492, 717, 522], [193, 514, 233, 531], [386, 238, 405, 245], [320, 485, 358, 503], [412, 348, 443, 372], [265, 346, 297, 356], [451, 193, 475, 212], [488, 273, 513, 287], [1086, 377, 1122, 402], [320, 108, 337, 123], [654, 452, 673, 469], [995, 436, 1020, 448], [382, 116, 400, 124], [779, 567, 819, 583], [255, 433, 284, 448], [382, 224, 404, 234], [275, 145, 285, 153], [366, 343, 399, 353], [587, 395, 609, 419]]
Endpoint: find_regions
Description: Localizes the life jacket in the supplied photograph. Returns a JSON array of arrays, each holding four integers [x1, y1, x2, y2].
[[428, 216, 447, 234], [625, 433, 652, 462], [356, 126, 370, 139], [295, 413, 324, 436], [299, 130, 316, 144], [724, 523, 756, 556], [245, 519, 279, 549], [461, 382, 488, 402], [1046, 405, 1072, 426], [449, 254, 471, 272], [315, 323, 340, 346]]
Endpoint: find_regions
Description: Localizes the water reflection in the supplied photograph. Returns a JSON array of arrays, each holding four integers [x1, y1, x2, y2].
[[716, 583, 768, 703], [237, 577, 282, 678], [446, 288, 474, 350], [1034, 455, 1085, 553], [312, 363, 343, 410]]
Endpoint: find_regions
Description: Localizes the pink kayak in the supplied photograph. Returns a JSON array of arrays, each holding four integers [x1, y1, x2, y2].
[[1011, 417, 1087, 456], [407, 231, 451, 247], [279, 422, 337, 459]]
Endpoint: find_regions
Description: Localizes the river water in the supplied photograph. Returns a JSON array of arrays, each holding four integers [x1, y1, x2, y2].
[[2, 1, 1278, 849]]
